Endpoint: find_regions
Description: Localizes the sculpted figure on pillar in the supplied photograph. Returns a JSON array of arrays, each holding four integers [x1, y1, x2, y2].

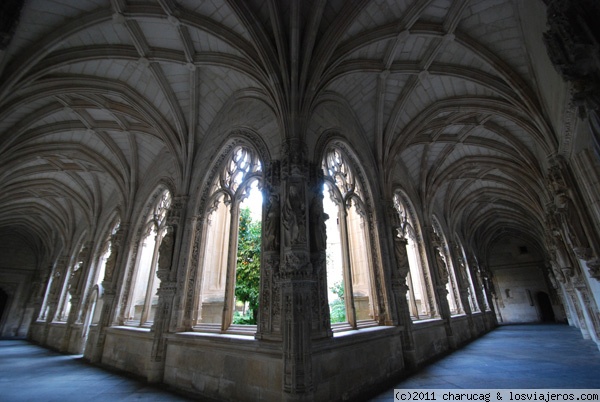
[[435, 245, 449, 285], [69, 243, 91, 296], [104, 227, 123, 284], [547, 158, 593, 260], [49, 269, 62, 297], [264, 194, 280, 252], [282, 181, 307, 247], [263, 161, 281, 253], [68, 267, 82, 297], [393, 226, 410, 281], [157, 226, 174, 280], [309, 190, 328, 254]]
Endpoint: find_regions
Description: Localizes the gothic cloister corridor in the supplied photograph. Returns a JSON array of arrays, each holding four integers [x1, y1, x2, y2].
[[1, 324, 599, 401], [2, 0, 600, 401]]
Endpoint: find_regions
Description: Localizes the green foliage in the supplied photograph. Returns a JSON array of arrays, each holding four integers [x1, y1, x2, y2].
[[232, 310, 256, 325], [329, 281, 346, 324], [331, 281, 344, 301], [234, 207, 261, 324]]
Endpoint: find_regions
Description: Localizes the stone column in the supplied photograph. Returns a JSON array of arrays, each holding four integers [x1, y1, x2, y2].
[[26, 264, 51, 334], [547, 157, 600, 278], [561, 269, 591, 338], [390, 216, 417, 369], [256, 161, 283, 340], [61, 241, 93, 352], [308, 165, 333, 339], [148, 196, 187, 382], [469, 256, 487, 312], [42, 255, 69, 344], [278, 139, 329, 399], [91, 223, 128, 363], [427, 228, 455, 347], [448, 242, 468, 315], [572, 274, 600, 349], [451, 242, 476, 337]]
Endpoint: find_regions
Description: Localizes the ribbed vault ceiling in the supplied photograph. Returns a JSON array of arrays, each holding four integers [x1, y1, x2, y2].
[[0, 0, 561, 265]]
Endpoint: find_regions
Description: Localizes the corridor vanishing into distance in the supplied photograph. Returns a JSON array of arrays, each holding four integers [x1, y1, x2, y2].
[[1, 324, 599, 402], [2, 1, 600, 400]]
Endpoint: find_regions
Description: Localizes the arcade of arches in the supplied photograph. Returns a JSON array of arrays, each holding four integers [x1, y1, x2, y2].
[[1, 0, 600, 401]]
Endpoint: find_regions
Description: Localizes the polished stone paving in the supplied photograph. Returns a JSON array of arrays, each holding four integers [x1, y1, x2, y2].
[[1, 324, 599, 401], [370, 324, 600, 401], [0, 340, 194, 401]]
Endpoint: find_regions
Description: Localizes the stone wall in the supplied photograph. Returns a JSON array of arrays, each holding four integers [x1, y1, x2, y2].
[[494, 265, 552, 323], [101, 327, 154, 378], [312, 326, 404, 401], [413, 319, 451, 363], [164, 333, 283, 401]]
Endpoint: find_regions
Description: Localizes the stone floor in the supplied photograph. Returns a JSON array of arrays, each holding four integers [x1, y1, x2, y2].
[[0, 324, 599, 401], [370, 324, 600, 401], [0, 340, 194, 401]]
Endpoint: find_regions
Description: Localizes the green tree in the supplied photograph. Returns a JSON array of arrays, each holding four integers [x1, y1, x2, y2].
[[235, 207, 261, 324], [329, 281, 346, 323]]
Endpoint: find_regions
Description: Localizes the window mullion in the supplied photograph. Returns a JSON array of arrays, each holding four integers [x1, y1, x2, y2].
[[339, 204, 357, 328], [406, 271, 420, 318], [141, 233, 161, 325], [222, 201, 239, 331]]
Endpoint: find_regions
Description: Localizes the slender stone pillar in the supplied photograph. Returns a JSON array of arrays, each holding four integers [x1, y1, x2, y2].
[[91, 223, 128, 363], [390, 218, 417, 369], [26, 264, 51, 336], [148, 196, 186, 382], [450, 242, 476, 337], [256, 161, 283, 341], [572, 274, 600, 349], [428, 228, 455, 348], [42, 255, 69, 344], [61, 241, 93, 352]]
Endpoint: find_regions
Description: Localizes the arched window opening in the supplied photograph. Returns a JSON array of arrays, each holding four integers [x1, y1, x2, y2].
[[432, 218, 463, 315], [472, 256, 491, 311], [55, 250, 80, 322], [322, 147, 375, 329], [455, 238, 480, 313], [81, 220, 119, 348], [324, 184, 345, 323], [94, 221, 119, 288], [197, 145, 263, 331], [126, 190, 171, 326], [393, 193, 436, 320], [234, 181, 262, 325]]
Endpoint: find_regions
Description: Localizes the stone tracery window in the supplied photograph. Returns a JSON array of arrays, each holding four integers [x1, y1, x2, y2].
[[196, 145, 263, 331], [454, 237, 480, 313], [55, 246, 83, 322], [81, 220, 119, 327], [432, 217, 463, 315], [322, 146, 376, 328], [393, 192, 437, 319], [125, 190, 171, 326]]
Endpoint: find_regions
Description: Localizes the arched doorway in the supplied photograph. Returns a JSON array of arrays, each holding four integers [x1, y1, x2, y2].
[[536, 291, 555, 322]]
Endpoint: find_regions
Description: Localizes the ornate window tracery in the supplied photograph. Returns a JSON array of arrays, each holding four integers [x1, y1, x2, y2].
[[432, 217, 463, 315], [125, 190, 171, 326], [55, 244, 85, 322], [454, 237, 480, 313], [322, 146, 375, 328], [393, 192, 437, 319], [196, 145, 263, 332]]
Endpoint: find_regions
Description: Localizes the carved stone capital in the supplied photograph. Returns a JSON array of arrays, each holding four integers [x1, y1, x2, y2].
[[166, 196, 188, 227], [587, 258, 600, 280]]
